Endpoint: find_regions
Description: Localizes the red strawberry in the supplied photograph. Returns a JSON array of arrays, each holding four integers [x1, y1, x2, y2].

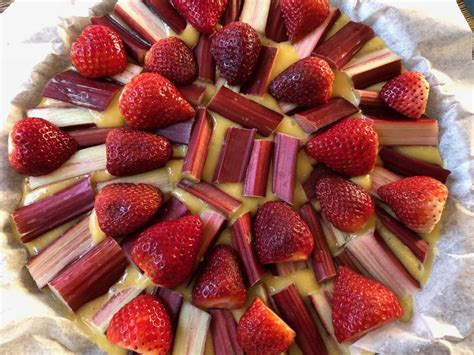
[[305, 117, 378, 176], [9, 118, 77, 176], [171, 0, 227, 35], [192, 245, 247, 309], [379, 72, 429, 119], [332, 267, 403, 343], [269, 57, 334, 107], [132, 215, 202, 288], [106, 128, 172, 177], [237, 297, 295, 354], [254, 201, 314, 264], [316, 175, 374, 233], [119, 73, 195, 130], [210, 21, 261, 85], [377, 176, 448, 233], [106, 294, 173, 354], [281, 0, 329, 43], [145, 37, 197, 85], [95, 183, 163, 238], [71, 25, 127, 78]]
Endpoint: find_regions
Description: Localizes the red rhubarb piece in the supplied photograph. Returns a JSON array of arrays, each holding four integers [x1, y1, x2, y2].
[[155, 196, 191, 222], [243, 139, 274, 198], [208, 86, 283, 136], [272, 133, 299, 204], [195, 35, 216, 83], [368, 166, 401, 198], [144, 0, 187, 34], [196, 211, 227, 262], [274, 261, 308, 276], [171, 0, 227, 35], [334, 249, 371, 278], [241, 46, 279, 96], [308, 288, 336, 341], [49, 237, 128, 311], [177, 84, 207, 106], [214, 127, 256, 183], [313, 21, 375, 69], [222, 0, 243, 25], [153, 286, 184, 332], [239, 0, 272, 33], [156, 119, 195, 145], [209, 309, 242, 355], [69, 128, 112, 148], [265, 0, 289, 43]]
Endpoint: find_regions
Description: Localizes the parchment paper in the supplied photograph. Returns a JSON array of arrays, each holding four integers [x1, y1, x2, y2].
[[1, 0, 473, 354]]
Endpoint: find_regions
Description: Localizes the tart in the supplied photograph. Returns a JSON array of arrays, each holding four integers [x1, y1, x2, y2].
[[8, 0, 451, 354]]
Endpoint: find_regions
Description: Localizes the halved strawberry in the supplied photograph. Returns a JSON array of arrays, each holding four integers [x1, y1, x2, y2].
[[210, 21, 261, 85], [171, 0, 228, 35], [237, 297, 295, 354], [106, 294, 173, 354], [145, 37, 197, 85], [377, 176, 448, 234], [280, 0, 329, 42], [316, 175, 374, 233], [269, 57, 334, 107], [95, 183, 162, 238], [254, 201, 314, 264], [9, 118, 77, 176], [332, 267, 403, 343], [192, 245, 246, 309], [305, 117, 378, 176], [106, 128, 172, 177], [71, 25, 127, 78], [132, 215, 202, 288], [379, 72, 429, 119], [119, 73, 195, 130]]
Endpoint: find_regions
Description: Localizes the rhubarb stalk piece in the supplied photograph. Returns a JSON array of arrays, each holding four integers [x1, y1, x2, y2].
[[27, 107, 98, 128], [49, 237, 128, 312], [153, 286, 184, 332], [345, 231, 420, 297], [243, 140, 274, 197], [293, 7, 341, 58], [27, 216, 94, 289], [114, 0, 167, 44], [209, 309, 242, 355], [241, 46, 279, 96], [91, 15, 151, 62], [272, 284, 328, 355], [12, 178, 95, 243], [213, 127, 257, 183], [294, 98, 359, 134], [177, 84, 207, 106], [343, 48, 402, 89], [375, 206, 429, 263], [366, 116, 439, 146], [299, 203, 337, 282], [182, 109, 213, 181], [222, 0, 243, 25], [194, 35, 216, 83], [144, 0, 187, 34], [177, 179, 242, 217], [157, 119, 195, 145], [275, 261, 308, 276], [240, 0, 271, 33], [308, 288, 336, 341], [156, 197, 191, 222], [368, 166, 401, 198], [273, 133, 299, 204], [334, 249, 372, 277], [196, 211, 227, 262], [172, 303, 211, 355], [313, 21, 375, 70], [208, 86, 284, 137], [97, 168, 171, 193], [265, 0, 288, 43], [231, 212, 264, 286], [42, 70, 122, 112], [111, 63, 143, 84], [379, 147, 451, 183], [69, 128, 112, 148]]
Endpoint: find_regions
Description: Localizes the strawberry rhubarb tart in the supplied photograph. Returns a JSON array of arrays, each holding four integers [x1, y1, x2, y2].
[[8, 0, 451, 354]]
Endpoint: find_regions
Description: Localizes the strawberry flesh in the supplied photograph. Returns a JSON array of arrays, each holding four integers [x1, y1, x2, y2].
[[95, 183, 162, 238], [192, 245, 247, 309], [9, 118, 77, 176], [316, 175, 374, 233], [332, 267, 403, 343], [254, 201, 314, 264], [71, 25, 127, 78], [280, 0, 329, 43], [106, 294, 173, 354], [379, 72, 429, 119], [210, 21, 261, 86], [119, 72, 195, 130], [171, 0, 228, 35], [237, 297, 295, 355], [269, 57, 334, 107], [132, 215, 202, 288], [145, 37, 197, 86], [305, 117, 378, 176], [378, 176, 448, 234], [106, 128, 172, 177]]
